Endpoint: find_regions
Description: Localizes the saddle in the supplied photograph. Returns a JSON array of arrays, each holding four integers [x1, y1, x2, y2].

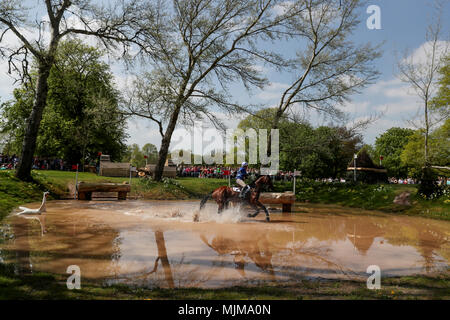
[[232, 182, 255, 193]]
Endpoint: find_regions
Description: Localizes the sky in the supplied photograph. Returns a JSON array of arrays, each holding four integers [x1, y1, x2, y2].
[[0, 0, 449, 152]]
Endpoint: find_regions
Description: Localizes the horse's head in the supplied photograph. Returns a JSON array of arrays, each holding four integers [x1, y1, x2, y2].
[[255, 175, 274, 191]]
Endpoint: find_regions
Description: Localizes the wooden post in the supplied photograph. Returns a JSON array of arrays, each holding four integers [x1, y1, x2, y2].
[[259, 192, 295, 213], [118, 191, 127, 200], [129, 165, 132, 185], [74, 164, 79, 200]]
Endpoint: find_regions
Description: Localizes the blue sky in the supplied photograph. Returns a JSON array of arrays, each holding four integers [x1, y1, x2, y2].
[[0, 0, 449, 150], [125, 0, 449, 150]]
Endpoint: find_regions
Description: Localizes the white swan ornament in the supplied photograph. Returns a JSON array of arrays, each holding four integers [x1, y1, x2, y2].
[[16, 191, 49, 215]]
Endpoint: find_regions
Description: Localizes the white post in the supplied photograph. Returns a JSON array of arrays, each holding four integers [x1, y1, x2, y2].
[[129, 165, 132, 185], [354, 154, 357, 182], [74, 164, 79, 200], [293, 169, 296, 195]]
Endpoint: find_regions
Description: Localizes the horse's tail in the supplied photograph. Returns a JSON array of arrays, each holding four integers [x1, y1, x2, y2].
[[200, 193, 212, 210]]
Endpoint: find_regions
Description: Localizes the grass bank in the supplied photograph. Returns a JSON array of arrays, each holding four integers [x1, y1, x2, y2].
[[0, 262, 448, 300], [0, 170, 229, 219], [1, 170, 449, 220], [274, 180, 450, 220]]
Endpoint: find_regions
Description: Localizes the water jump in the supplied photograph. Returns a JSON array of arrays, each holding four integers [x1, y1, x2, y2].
[[199, 162, 274, 222]]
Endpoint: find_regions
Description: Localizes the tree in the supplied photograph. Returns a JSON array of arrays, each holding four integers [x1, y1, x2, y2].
[[0, 40, 128, 166], [431, 54, 450, 110], [268, 0, 380, 146], [396, 2, 449, 166], [124, 0, 309, 181], [401, 119, 450, 178], [237, 108, 363, 178], [142, 143, 158, 164], [0, 0, 147, 180], [122, 143, 158, 168], [373, 127, 415, 178]]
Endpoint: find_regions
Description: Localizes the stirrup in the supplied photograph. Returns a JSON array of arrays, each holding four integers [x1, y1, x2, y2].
[[240, 186, 250, 199]]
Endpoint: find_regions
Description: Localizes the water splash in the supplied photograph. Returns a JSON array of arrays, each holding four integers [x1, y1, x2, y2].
[[117, 202, 245, 224], [193, 204, 246, 223]]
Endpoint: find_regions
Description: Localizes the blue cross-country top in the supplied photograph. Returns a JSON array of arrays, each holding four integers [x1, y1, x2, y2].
[[236, 166, 248, 180]]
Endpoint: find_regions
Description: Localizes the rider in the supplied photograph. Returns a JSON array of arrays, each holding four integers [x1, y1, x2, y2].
[[236, 162, 250, 199]]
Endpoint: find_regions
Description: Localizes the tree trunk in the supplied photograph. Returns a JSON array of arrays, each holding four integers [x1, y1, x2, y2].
[[153, 103, 183, 181], [267, 109, 283, 157], [15, 62, 52, 181], [424, 99, 429, 166]]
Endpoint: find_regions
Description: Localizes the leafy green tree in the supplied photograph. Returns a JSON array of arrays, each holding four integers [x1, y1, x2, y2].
[[127, 144, 145, 168], [373, 127, 415, 178], [431, 54, 450, 111], [142, 143, 158, 164], [122, 143, 159, 168], [0, 40, 128, 168], [0, 95, 32, 155], [237, 108, 362, 178], [0, 0, 147, 181], [397, 4, 448, 166], [401, 119, 450, 177]]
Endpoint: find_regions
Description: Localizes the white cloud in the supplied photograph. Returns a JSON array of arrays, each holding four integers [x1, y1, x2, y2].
[[256, 81, 289, 101], [403, 40, 449, 66], [0, 61, 17, 100], [126, 118, 162, 148], [338, 101, 370, 114]]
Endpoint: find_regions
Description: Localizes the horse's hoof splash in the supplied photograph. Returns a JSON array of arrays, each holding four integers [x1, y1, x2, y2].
[[193, 211, 200, 222]]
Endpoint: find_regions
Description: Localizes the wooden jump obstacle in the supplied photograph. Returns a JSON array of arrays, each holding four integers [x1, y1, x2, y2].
[[77, 182, 131, 200], [259, 191, 295, 212]]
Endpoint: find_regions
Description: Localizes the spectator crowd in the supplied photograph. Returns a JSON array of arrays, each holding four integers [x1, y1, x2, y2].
[[0, 154, 75, 171], [0, 154, 19, 170], [2, 153, 449, 186]]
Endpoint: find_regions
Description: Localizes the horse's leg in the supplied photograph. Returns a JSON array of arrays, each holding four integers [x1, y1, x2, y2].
[[256, 200, 270, 222], [247, 200, 270, 222], [217, 202, 224, 214], [247, 200, 260, 218]]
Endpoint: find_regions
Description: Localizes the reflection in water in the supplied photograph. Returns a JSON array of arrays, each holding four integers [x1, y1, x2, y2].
[[0, 200, 449, 288], [200, 233, 275, 279], [154, 231, 175, 288]]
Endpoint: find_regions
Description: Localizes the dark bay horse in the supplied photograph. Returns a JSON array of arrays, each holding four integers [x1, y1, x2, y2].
[[199, 175, 273, 222]]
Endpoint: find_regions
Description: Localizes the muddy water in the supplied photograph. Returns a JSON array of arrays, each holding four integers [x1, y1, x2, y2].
[[0, 200, 449, 288]]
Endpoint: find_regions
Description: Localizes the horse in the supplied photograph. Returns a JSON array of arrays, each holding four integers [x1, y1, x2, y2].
[[199, 175, 274, 222]]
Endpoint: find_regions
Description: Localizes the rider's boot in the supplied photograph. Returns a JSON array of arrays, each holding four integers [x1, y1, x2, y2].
[[240, 185, 250, 199]]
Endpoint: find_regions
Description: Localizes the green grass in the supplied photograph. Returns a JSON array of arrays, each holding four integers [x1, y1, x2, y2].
[[273, 180, 450, 220], [0, 171, 51, 220], [0, 170, 229, 219], [30, 170, 228, 198], [1, 170, 449, 220], [0, 262, 448, 300]]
